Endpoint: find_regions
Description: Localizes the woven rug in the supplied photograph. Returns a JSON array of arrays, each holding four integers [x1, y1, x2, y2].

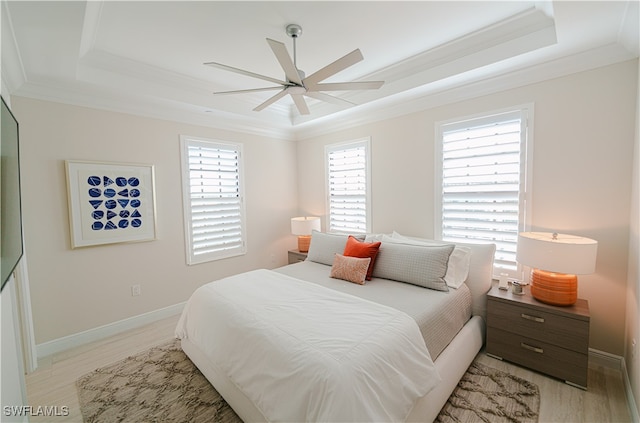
[[77, 340, 539, 423]]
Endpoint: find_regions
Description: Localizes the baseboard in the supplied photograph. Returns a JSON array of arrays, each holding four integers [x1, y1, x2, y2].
[[589, 348, 639, 421], [589, 347, 624, 370], [36, 302, 185, 360], [620, 355, 640, 423]]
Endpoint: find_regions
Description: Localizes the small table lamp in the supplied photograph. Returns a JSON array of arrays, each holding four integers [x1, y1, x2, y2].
[[516, 232, 597, 306], [291, 217, 321, 252]]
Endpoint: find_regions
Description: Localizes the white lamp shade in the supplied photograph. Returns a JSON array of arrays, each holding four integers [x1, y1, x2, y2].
[[291, 217, 321, 236], [516, 232, 597, 274]]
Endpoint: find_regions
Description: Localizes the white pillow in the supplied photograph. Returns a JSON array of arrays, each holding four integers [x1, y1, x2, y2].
[[364, 233, 386, 242], [306, 231, 365, 266], [372, 241, 453, 291], [388, 232, 472, 289]]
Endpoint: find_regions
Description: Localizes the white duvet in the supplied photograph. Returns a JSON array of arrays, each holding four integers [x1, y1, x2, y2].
[[175, 269, 441, 422]]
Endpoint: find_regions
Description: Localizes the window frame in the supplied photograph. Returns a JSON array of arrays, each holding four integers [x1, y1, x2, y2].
[[180, 135, 247, 265], [434, 105, 533, 279], [325, 138, 372, 234]]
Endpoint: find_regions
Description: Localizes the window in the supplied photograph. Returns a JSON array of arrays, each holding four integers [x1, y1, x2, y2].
[[325, 139, 371, 234], [180, 136, 246, 264], [435, 108, 531, 278]]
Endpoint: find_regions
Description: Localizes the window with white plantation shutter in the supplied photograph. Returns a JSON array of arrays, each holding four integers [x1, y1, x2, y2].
[[326, 139, 371, 234], [435, 109, 531, 278], [180, 137, 246, 264]]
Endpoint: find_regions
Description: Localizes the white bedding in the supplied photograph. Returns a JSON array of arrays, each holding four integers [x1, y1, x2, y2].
[[275, 260, 472, 360], [175, 268, 441, 422]]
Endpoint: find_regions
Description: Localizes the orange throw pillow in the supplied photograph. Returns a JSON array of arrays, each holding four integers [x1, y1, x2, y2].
[[343, 235, 381, 280]]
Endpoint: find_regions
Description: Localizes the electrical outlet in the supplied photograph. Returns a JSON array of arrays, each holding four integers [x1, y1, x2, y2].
[[131, 284, 141, 297]]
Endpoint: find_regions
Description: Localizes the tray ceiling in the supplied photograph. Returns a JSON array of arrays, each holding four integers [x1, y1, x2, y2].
[[2, 1, 638, 139]]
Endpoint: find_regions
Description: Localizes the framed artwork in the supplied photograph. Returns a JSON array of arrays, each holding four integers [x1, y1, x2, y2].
[[65, 160, 157, 248]]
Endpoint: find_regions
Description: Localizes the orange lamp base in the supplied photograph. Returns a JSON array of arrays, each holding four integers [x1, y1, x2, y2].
[[297, 235, 312, 253], [529, 269, 578, 306]]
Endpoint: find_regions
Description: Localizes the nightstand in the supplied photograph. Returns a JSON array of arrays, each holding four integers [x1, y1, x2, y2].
[[486, 284, 590, 389], [287, 249, 308, 264]]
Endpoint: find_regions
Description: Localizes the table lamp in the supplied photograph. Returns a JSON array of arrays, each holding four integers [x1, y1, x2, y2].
[[516, 232, 597, 306], [291, 217, 321, 252]]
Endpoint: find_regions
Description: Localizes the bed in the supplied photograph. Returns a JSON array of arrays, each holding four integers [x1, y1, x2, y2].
[[176, 231, 495, 422]]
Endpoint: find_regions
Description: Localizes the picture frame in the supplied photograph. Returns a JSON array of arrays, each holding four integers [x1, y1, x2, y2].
[[65, 160, 157, 248]]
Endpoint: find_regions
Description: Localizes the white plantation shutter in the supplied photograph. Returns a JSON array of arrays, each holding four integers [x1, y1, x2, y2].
[[180, 137, 246, 264], [326, 139, 371, 234], [436, 110, 530, 277]]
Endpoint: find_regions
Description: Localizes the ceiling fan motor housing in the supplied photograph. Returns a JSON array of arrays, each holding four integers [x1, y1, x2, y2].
[[286, 24, 303, 38]]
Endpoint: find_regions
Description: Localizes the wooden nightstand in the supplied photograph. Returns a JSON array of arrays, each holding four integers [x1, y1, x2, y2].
[[287, 249, 308, 264], [486, 284, 590, 389]]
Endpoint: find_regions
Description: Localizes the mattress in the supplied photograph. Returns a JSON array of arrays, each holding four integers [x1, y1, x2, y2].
[[275, 260, 473, 360]]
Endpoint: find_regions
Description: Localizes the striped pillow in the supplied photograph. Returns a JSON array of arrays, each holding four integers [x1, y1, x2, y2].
[[372, 242, 454, 291]]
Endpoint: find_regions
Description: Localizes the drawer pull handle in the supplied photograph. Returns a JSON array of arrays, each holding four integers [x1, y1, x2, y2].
[[521, 342, 544, 354], [521, 313, 545, 323]]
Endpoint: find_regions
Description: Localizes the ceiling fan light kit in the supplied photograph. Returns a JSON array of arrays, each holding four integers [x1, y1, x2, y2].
[[205, 24, 384, 116]]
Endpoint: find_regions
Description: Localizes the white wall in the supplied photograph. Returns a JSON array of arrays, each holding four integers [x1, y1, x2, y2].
[[9, 59, 639, 381], [625, 57, 640, 417], [297, 60, 638, 356], [12, 97, 298, 345]]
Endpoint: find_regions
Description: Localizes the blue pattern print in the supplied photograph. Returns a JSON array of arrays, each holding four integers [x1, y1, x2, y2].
[[87, 175, 143, 231]]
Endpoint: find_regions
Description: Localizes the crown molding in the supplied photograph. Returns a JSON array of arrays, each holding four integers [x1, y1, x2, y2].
[[1, 1, 26, 95], [10, 41, 635, 144], [290, 6, 556, 127], [291, 43, 638, 140], [619, 0, 640, 57], [13, 78, 296, 141]]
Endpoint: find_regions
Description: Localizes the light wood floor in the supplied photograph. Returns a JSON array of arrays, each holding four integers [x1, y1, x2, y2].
[[26, 314, 632, 423]]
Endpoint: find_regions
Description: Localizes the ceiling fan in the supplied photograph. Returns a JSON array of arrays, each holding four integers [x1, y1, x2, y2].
[[204, 24, 384, 115]]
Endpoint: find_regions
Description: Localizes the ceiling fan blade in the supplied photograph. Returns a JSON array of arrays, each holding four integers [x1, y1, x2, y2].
[[304, 92, 356, 106], [204, 61, 288, 86], [266, 38, 303, 85], [253, 88, 289, 112], [214, 86, 284, 95], [310, 81, 385, 91], [291, 94, 310, 115], [303, 49, 364, 87]]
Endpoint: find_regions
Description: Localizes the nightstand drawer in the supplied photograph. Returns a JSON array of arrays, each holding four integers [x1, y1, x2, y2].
[[487, 299, 589, 354], [487, 327, 588, 388]]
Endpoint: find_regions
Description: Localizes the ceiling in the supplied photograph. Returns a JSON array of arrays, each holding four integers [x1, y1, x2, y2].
[[2, 1, 638, 140]]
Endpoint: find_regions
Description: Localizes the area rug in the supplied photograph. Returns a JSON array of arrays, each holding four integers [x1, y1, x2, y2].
[[435, 361, 539, 423], [77, 340, 539, 423]]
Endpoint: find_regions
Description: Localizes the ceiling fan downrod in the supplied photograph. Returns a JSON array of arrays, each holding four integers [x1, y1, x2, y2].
[[286, 24, 303, 70]]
